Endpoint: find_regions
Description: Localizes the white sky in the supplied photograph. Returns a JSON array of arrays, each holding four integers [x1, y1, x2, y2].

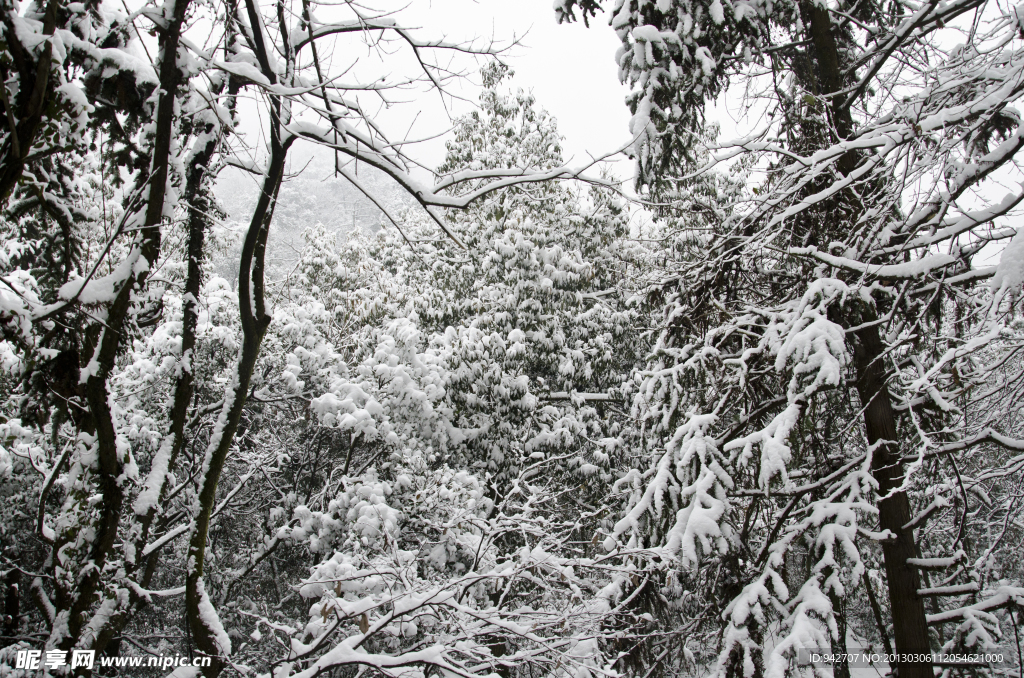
[[402, 0, 633, 168], [215, 0, 641, 226], [270, 0, 635, 178]]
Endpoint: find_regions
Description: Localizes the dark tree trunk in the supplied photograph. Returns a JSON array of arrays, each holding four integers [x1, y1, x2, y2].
[[0, 0, 61, 206], [3, 566, 19, 637], [803, 1, 936, 672], [852, 320, 933, 678], [827, 579, 851, 678], [185, 73, 291, 677]]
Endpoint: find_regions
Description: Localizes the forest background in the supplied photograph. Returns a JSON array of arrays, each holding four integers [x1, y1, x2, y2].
[[1, 0, 1023, 676]]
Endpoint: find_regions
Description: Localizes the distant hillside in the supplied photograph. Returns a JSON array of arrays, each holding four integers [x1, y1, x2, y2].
[[214, 146, 410, 281]]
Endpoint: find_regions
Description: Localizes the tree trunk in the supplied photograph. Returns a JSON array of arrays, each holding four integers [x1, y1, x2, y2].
[[0, 0, 61, 206], [827, 578, 851, 678], [50, 0, 193, 658], [3, 566, 19, 637], [803, 2, 936, 672], [185, 108, 290, 678], [852, 320, 933, 678]]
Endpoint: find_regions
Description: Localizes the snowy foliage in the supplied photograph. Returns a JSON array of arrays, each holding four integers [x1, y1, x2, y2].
[[2, 0, 1024, 676], [552, 0, 1024, 673]]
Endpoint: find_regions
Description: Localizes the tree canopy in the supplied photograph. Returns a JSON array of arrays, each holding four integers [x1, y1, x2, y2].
[[1, 0, 1024, 677]]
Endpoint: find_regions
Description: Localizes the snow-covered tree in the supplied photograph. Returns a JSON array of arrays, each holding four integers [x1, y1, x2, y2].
[[556, 0, 1024, 675], [0, 1, 611, 675], [224, 70, 659, 676], [5, 0, 1023, 674]]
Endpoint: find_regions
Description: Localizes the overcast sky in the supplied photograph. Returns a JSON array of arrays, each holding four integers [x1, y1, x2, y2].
[[321, 0, 636, 175], [415, 0, 633, 166], [218, 0, 639, 205]]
